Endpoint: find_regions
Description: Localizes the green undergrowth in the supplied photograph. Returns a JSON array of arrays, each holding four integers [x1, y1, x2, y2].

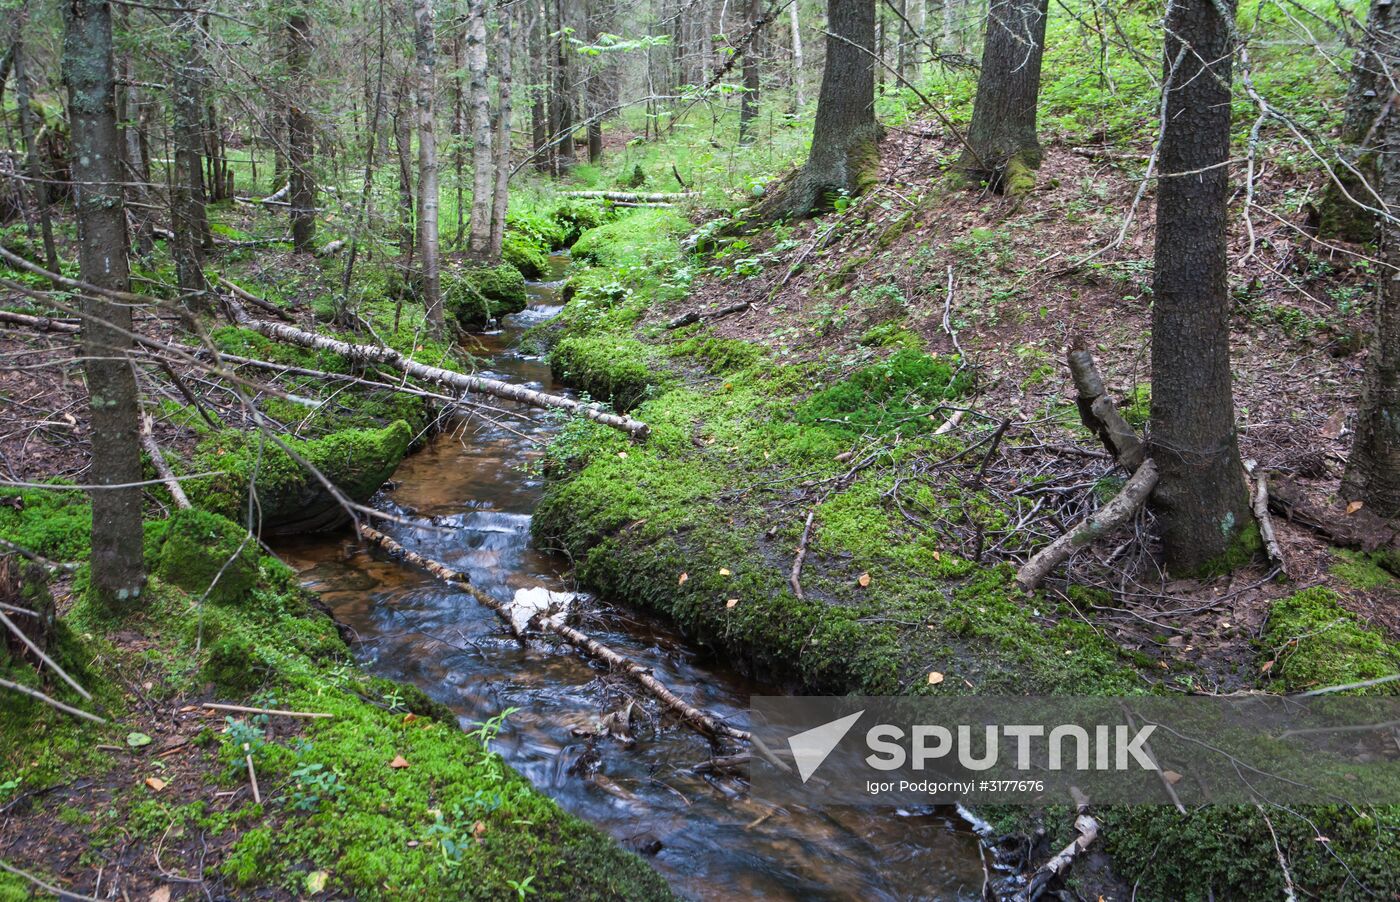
[[0, 503, 672, 900], [1260, 587, 1400, 694]]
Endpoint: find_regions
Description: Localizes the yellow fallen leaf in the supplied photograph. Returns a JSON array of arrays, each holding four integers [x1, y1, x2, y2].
[[932, 550, 941, 562], [927, 672, 944, 686], [719, 568, 732, 576], [389, 755, 410, 769], [857, 572, 871, 588], [726, 599, 739, 609], [402, 713, 417, 725], [305, 870, 329, 894], [1162, 770, 1183, 785], [1346, 500, 1364, 514], [145, 777, 167, 792], [678, 572, 688, 585], [1260, 660, 1275, 673], [617, 451, 628, 459], [472, 820, 487, 839]]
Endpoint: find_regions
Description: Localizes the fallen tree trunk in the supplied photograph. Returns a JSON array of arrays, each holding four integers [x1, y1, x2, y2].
[[1013, 792, 1100, 902], [1067, 340, 1145, 470], [358, 524, 746, 743], [217, 276, 295, 322], [139, 414, 191, 511], [559, 190, 692, 202], [224, 298, 650, 439], [1016, 460, 1159, 589], [665, 301, 754, 330], [0, 309, 80, 333]]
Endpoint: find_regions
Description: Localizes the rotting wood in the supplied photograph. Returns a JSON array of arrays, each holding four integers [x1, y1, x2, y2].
[[139, 414, 191, 510], [665, 300, 754, 330], [1245, 459, 1286, 575], [790, 509, 816, 599], [1015, 460, 1159, 590], [1013, 788, 1100, 902], [357, 524, 751, 744], [559, 190, 693, 202], [1067, 339, 1145, 470], [0, 309, 80, 333], [223, 296, 651, 439], [217, 276, 295, 322]]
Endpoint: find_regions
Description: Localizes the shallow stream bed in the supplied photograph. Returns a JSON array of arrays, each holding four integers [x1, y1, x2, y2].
[[276, 257, 985, 900]]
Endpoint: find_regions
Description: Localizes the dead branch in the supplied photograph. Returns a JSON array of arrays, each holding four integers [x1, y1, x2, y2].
[[558, 190, 693, 202], [1067, 340, 1145, 470], [139, 414, 191, 510], [201, 701, 331, 719], [0, 609, 92, 702], [665, 300, 754, 330], [0, 676, 107, 724], [217, 276, 295, 322], [224, 297, 651, 439], [1245, 460, 1286, 575], [358, 524, 748, 744], [1014, 789, 1100, 901], [790, 509, 816, 600], [1015, 460, 1159, 590], [0, 309, 80, 333]]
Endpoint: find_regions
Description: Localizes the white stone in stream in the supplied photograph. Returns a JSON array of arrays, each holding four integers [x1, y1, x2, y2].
[[508, 587, 575, 634]]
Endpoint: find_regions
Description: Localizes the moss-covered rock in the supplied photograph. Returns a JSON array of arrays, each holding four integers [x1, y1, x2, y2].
[[443, 263, 529, 329], [156, 508, 259, 604], [502, 233, 550, 279], [548, 334, 658, 411], [188, 421, 412, 534], [570, 209, 689, 269]]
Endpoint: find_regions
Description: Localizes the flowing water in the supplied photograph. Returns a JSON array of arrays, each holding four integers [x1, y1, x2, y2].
[[275, 257, 986, 900]]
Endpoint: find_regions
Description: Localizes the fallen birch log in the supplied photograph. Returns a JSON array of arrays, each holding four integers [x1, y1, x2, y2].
[[358, 524, 747, 743], [1013, 790, 1100, 902], [1015, 460, 1159, 590], [140, 415, 192, 510], [1245, 459, 1287, 575], [559, 190, 692, 202], [225, 298, 650, 439]]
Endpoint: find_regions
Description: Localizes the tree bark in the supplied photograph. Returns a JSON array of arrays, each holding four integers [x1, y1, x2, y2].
[[955, 0, 1049, 194], [62, 0, 145, 613], [172, 0, 211, 313], [550, 0, 575, 174], [413, 0, 444, 332], [1318, 0, 1400, 241], [1344, 45, 1400, 517], [760, 0, 879, 219], [790, 0, 806, 109], [14, 2, 59, 281], [393, 76, 416, 263], [488, 5, 514, 258], [287, 11, 316, 253], [465, 0, 495, 258], [1149, 0, 1253, 574], [739, 0, 764, 143]]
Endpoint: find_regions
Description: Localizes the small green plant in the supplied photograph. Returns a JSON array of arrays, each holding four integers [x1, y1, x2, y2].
[[506, 874, 537, 900], [286, 762, 346, 812]]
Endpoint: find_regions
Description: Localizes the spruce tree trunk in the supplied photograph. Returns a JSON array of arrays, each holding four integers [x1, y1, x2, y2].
[[1318, 0, 1400, 241], [955, 0, 1049, 194], [172, 0, 210, 312], [466, 0, 495, 259], [488, 5, 513, 258], [1343, 27, 1400, 517], [1150, 0, 1252, 574], [413, 0, 444, 332], [550, 0, 575, 174], [761, 0, 878, 218], [287, 11, 316, 253], [62, 0, 145, 613], [739, 0, 762, 144]]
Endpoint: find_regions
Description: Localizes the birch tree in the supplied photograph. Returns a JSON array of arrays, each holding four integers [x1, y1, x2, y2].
[[413, 0, 444, 331], [466, 0, 495, 259]]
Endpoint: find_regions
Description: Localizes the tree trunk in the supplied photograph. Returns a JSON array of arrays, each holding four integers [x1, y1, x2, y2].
[[760, 0, 878, 219], [1149, 0, 1252, 574], [488, 5, 514, 259], [14, 3, 58, 280], [955, 0, 1049, 194], [172, 0, 211, 312], [739, 0, 763, 144], [413, 0, 444, 332], [61, 0, 145, 614], [551, 0, 575, 174], [1317, 0, 1400, 241], [790, 0, 806, 109], [287, 12, 316, 252], [393, 77, 416, 263], [466, 0, 495, 258], [1343, 32, 1400, 517]]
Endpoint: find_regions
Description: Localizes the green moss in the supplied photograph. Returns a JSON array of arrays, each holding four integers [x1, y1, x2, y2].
[[549, 334, 659, 411], [156, 509, 260, 604], [570, 209, 688, 269], [188, 422, 412, 533], [796, 348, 968, 438], [1000, 153, 1038, 196], [443, 263, 529, 329], [1261, 587, 1400, 694], [502, 232, 551, 279], [1121, 383, 1151, 428], [1332, 549, 1400, 590], [550, 199, 611, 246], [858, 323, 923, 349], [0, 484, 90, 562], [665, 336, 763, 374]]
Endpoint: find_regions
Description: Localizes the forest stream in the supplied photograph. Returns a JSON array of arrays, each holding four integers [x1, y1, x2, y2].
[[274, 256, 986, 900]]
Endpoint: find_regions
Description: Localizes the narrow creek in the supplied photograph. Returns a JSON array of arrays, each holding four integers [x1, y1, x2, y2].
[[275, 256, 986, 900]]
